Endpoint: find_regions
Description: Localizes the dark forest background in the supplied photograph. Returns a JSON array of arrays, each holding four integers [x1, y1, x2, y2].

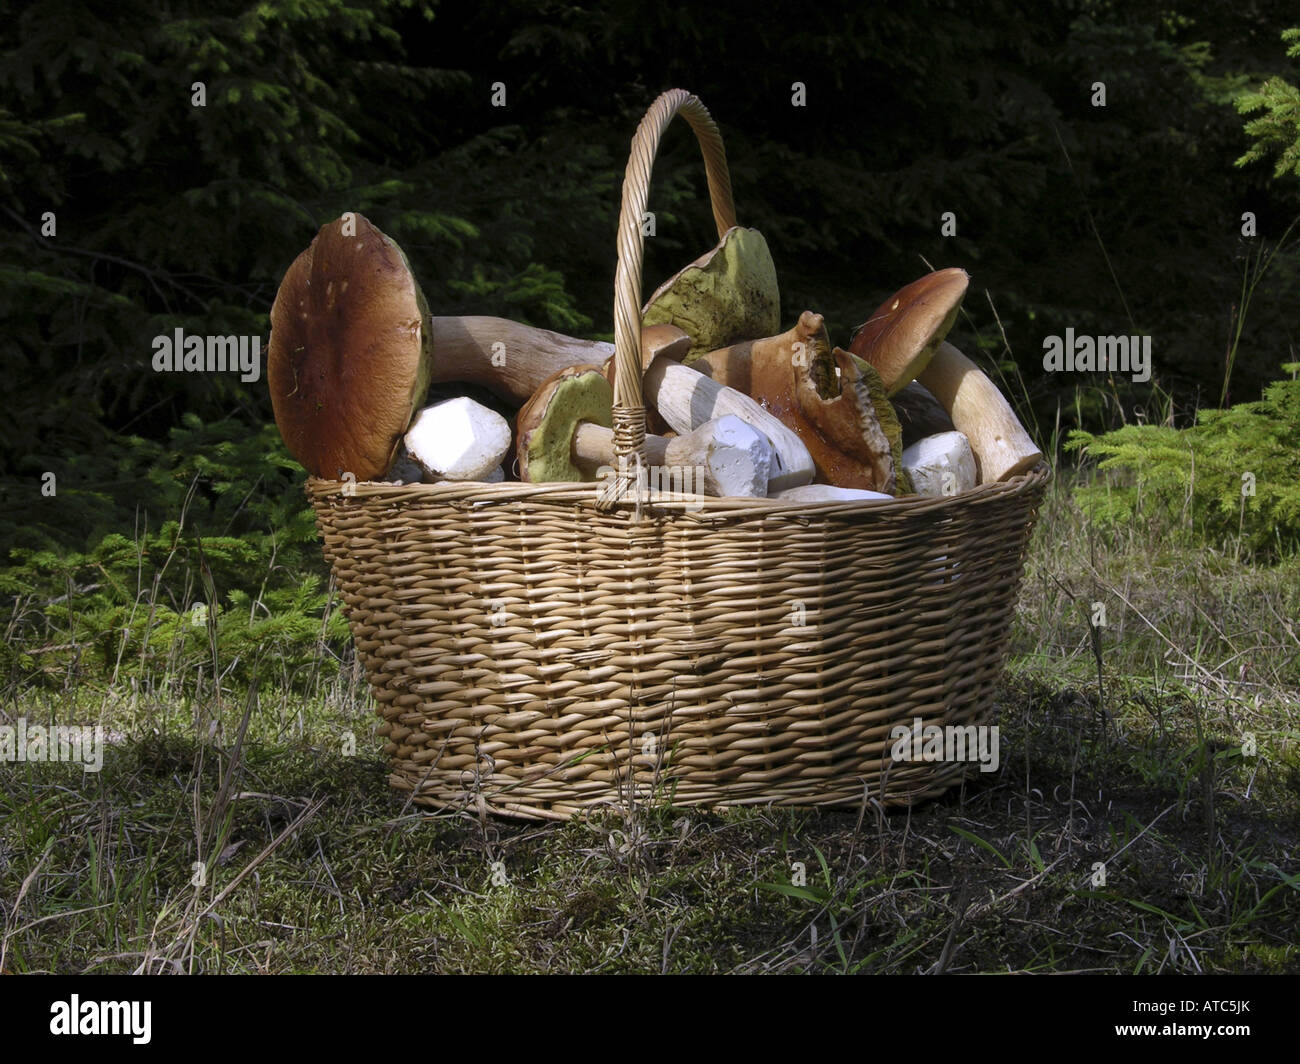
[[6, 3, 1300, 977], [1, 0, 1298, 684]]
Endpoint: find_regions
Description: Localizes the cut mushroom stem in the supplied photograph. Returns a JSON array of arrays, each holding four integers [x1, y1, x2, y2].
[[572, 414, 772, 497], [900, 431, 977, 497], [915, 342, 1043, 483], [642, 356, 814, 491], [770, 484, 892, 503], [404, 396, 512, 481]]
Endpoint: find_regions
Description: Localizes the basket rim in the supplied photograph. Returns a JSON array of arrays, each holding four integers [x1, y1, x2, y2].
[[305, 461, 1051, 516]]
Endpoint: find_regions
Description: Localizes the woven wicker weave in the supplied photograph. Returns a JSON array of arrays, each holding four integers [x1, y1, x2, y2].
[[306, 90, 1049, 820]]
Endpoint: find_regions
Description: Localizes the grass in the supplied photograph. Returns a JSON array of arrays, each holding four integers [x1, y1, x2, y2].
[[2, 470, 1299, 974]]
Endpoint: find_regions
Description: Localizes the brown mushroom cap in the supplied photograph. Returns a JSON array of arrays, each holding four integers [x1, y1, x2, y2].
[[848, 268, 969, 395], [268, 214, 430, 480], [601, 323, 692, 384], [886, 379, 956, 448]]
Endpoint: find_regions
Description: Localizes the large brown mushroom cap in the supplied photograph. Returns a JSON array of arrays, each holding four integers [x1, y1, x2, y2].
[[848, 268, 969, 395], [268, 213, 430, 480]]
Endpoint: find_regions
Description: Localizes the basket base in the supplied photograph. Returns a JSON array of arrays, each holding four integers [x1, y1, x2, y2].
[[309, 466, 1049, 822], [388, 758, 985, 822]]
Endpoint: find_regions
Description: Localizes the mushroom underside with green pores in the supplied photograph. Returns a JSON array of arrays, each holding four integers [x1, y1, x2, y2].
[[641, 226, 780, 365], [516, 365, 614, 483]]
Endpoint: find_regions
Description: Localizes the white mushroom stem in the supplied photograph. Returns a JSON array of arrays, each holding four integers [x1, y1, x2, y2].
[[770, 485, 892, 503], [572, 415, 772, 497], [428, 317, 616, 405], [915, 342, 1043, 483], [573, 422, 670, 468], [404, 396, 512, 481], [901, 431, 977, 497], [642, 359, 814, 491]]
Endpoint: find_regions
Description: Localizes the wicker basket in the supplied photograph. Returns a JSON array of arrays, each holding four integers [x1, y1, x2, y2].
[[306, 89, 1049, 821]]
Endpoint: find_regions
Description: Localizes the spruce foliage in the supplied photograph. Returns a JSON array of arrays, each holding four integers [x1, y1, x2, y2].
[[1069, 364, 1300, 558]]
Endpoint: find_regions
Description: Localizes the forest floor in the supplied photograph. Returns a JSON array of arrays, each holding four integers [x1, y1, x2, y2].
[[3, 475, 1300, 974]]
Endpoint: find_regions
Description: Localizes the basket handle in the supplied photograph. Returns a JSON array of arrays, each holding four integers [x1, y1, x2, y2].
[[609, 90, 737, 471]]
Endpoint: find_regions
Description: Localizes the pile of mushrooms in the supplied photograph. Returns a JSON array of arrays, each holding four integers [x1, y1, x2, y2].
[[267, 213, 1041, 503]]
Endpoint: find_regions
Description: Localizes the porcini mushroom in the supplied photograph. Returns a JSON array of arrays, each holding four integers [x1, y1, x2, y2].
[[637, 335, 815, 491], [692, 311, 903, 493], [516, 365, 615, 483], [268, 214, 432, 480], [915, 342, 1043, 483], [518, 365, 773, 496], [575, 415, 773, 497], [849, 268, 970, 395], [641, 226, 780, 364], [266, 213, 799, 485]]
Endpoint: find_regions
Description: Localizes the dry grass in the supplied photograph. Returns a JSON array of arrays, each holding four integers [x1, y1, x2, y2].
[[2, 469, 1299, 974]]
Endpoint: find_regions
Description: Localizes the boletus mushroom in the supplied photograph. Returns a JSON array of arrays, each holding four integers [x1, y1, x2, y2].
[[915, 341, 1043, 483], [517, 364, 773, 497], [849, 268, 970, 395], [634, 326, 814, 492], [516, 365, 615, 483], [641, 226, 780, 364], [268, 214, 432, 480], [692, 311, 904, 493], [267, 212, 648, 482]]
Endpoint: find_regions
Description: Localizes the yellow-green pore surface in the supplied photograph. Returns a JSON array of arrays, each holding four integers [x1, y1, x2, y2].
[[642, 227, 780, 364], [524, 370, 613, 481], [850, 354, 910, 494]]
